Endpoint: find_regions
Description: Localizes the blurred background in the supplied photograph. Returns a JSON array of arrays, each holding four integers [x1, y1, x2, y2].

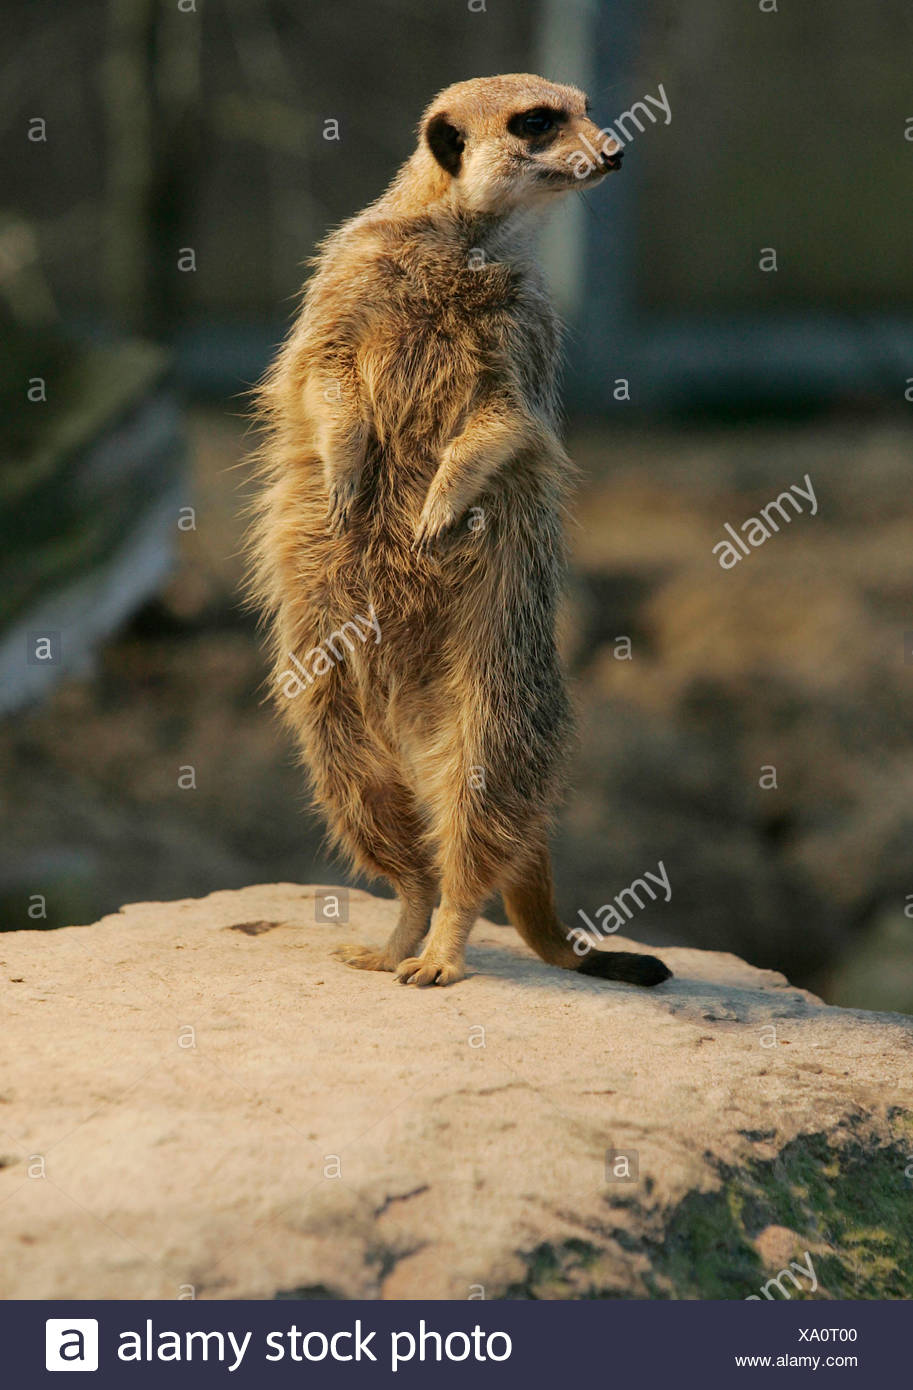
[[2, 0, 912, 1012]]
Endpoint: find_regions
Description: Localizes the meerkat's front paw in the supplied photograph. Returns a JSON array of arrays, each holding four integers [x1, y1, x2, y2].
[[395, 954, 465, 987], [326, 479, 356, 535], [412, 493, 457, 553], [332, 943, 396, 972]]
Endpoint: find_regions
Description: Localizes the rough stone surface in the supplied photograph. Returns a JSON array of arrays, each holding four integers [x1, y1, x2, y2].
[[2, 884, 912, 1300]]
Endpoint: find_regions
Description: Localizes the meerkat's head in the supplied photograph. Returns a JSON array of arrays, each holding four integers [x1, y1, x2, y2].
[[418, 73, 622, 216]]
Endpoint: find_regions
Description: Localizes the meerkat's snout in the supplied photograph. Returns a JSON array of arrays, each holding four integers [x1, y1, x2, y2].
[[556, 118, 624, 184], [512, 109, 624, 194]]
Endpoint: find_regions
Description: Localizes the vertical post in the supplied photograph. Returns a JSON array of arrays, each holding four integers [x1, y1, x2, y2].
[[534, 0, 597, 325], [102, 0, 157, 331], [535, 0, 639, 411], [149, 0, 203, 338]]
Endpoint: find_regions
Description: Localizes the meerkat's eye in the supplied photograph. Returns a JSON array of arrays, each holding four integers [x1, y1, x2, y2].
[[508, 107, 564, 139], [522, 112, 555, 135]]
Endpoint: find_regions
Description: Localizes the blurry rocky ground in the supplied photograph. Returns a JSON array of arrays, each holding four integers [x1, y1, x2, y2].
[[2, 405, 912, 1014]]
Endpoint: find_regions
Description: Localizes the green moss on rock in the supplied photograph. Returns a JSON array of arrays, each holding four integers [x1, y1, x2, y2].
[[504, 1127, 913, 1300]]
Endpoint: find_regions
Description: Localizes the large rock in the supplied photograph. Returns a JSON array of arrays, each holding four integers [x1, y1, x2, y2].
[[2, 884, 912, 1300]]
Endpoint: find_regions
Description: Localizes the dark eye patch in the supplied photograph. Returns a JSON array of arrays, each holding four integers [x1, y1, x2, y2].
[[507, 106, 565, 139]]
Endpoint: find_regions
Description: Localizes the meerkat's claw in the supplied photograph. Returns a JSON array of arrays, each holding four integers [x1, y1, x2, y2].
[[412, 496, 456, 553], [332, 943, 396, 972], [395, 955, 465, 987], [326, 483, 355, 535], [411, 522, 447, 555], [411, 520, 434, 554]]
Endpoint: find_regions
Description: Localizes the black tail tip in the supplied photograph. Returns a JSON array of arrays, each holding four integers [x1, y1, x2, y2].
[[577, 950, 672, 987]]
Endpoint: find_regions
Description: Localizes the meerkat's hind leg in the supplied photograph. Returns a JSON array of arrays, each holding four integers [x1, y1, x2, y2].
[[301, 684, 438, 972], [395, 770, 543, 987], [334, 877, 437, 972], [394, 780, 499, 986], [394, 895, 478, 987], [325, 779, 439, 972]]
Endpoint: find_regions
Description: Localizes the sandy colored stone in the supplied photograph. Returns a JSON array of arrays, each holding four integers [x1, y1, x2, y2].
[[2, 884, 912, 1300], [753, 1225, 804, 1269]]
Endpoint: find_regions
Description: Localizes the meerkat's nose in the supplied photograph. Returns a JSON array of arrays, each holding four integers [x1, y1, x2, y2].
[[598, 143, 624, 171]]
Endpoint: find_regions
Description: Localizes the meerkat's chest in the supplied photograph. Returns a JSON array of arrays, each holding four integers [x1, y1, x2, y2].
[[359, 271, 560, 433]]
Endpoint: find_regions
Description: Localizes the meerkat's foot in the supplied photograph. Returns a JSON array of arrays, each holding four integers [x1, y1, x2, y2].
[[332, 943, 396, 972], [395, 954, 465, 987]]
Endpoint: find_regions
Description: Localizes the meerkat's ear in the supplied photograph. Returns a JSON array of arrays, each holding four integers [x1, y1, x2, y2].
[[425, 113, 465, 176]]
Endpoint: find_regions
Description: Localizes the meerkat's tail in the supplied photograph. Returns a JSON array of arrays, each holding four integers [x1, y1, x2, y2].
[[576, 950, 672, 986], [502, 842, 672, 988]]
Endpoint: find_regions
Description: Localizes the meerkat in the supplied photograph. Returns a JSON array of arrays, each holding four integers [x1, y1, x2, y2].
[[247, 73, 671, 989]]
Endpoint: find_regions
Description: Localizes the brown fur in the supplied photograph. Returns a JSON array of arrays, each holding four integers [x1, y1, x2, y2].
[[246, 74, 670, 989]]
